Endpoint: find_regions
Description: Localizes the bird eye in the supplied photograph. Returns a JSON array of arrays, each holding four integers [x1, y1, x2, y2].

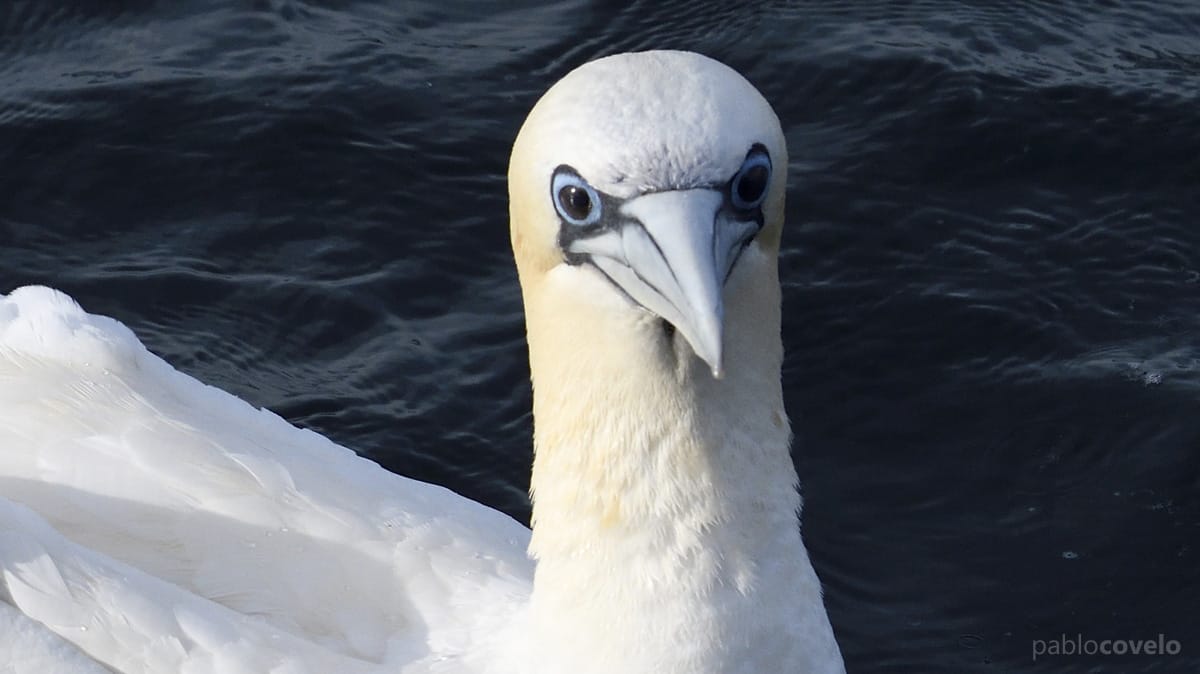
[[552, 168, 602, 226], [730, 148, 771, 211]]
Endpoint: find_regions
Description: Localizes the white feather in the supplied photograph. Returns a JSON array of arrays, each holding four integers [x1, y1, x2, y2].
[[0, 286, 531, 673], [0, 50, 843, 674]]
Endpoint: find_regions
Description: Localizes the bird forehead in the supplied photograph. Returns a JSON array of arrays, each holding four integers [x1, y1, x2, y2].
[[535, 51, 777, 197]]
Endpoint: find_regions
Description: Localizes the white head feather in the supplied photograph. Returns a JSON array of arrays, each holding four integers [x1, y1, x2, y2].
[[504, 50, 843, 674]]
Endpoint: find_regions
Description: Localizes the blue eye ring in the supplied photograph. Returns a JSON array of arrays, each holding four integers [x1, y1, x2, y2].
[[730, 148, 771, 211], [552, 168, 602, 227]]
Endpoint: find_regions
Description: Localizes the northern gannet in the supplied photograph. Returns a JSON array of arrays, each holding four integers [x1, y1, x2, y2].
[[0, 50, 844, 674]]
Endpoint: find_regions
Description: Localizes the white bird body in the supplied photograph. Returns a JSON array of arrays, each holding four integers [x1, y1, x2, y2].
[[0, 50, 844, 674], [0, 286, 532, 674]]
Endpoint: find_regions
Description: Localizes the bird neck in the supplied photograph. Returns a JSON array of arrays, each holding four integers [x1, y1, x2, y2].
[[515, 262, 833, 674]]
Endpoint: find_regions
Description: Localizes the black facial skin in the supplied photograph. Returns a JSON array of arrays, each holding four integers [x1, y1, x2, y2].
[[553, 143, 770, 270]]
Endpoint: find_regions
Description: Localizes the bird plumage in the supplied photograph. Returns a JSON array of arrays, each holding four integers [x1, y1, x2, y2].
[[0, 50, 843, 674]]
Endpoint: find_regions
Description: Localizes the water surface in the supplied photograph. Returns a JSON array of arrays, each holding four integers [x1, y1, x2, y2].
[[2, 1, 1198, 671]]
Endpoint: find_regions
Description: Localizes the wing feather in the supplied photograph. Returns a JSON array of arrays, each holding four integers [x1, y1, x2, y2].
[[0, 286, 532, 672]]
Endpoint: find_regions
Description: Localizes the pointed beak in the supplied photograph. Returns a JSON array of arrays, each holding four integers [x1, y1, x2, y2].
[[566, 189, 760, 378]]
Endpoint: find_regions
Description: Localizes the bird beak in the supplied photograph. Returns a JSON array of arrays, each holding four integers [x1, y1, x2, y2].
[[566, 189, 760, 378]]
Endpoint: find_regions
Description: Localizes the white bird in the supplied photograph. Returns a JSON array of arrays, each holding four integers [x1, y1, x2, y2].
[[0, 50, 844, 674]]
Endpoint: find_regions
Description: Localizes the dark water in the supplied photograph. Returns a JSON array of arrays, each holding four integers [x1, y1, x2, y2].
[[2, 1, 1199, 671]]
